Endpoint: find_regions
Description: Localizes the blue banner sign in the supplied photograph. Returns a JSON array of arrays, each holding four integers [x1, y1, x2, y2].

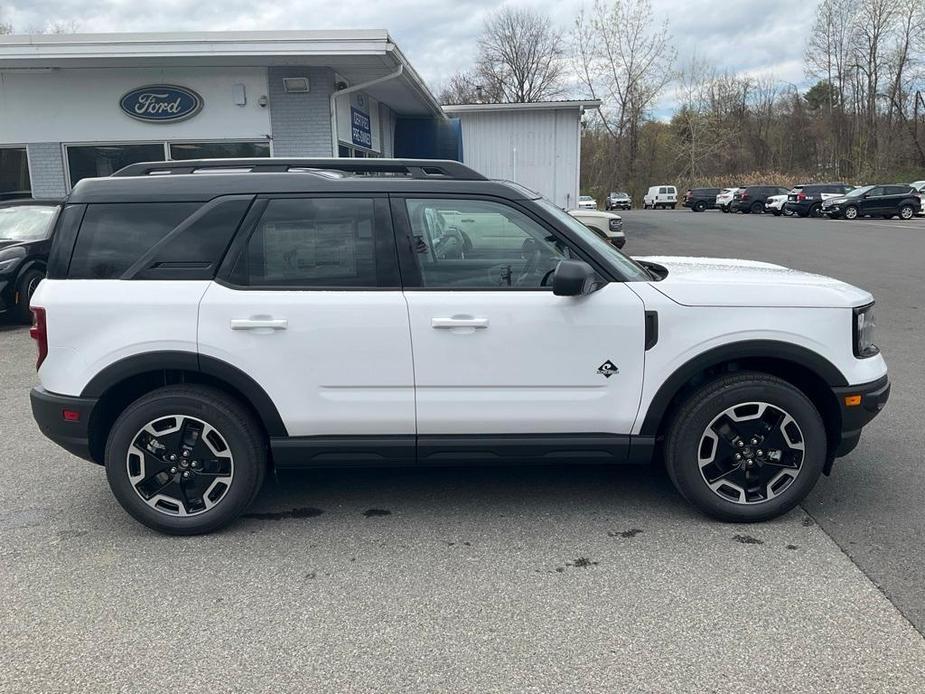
[[120, 85, 204, 123], [351, 106, 372, 149]]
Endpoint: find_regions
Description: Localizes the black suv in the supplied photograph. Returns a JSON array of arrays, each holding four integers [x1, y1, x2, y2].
[[0, 199, 60, 322], [682, 188, 720, 212], [731, 186, 790, 214], [821, 184, 922, 220], [784, 183, 852, 218]]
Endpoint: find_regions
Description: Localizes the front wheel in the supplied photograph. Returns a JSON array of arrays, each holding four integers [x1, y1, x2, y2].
[[105, 385, 267, 535], [772, 209, 782, 216], [720, 205, 729, 213], [664, 372, 826, 522], [844, 205, 859, 220]]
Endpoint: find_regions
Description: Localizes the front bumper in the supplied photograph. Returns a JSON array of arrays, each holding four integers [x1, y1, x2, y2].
[[31, 386, 99, 463], [831, 375, 890, 460]]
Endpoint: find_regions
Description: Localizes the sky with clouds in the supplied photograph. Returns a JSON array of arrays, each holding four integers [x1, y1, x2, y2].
[[1, 0, 819, 115]]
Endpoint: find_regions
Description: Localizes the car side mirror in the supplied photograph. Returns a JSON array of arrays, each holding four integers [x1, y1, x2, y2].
[[552, 260, 596, 297]]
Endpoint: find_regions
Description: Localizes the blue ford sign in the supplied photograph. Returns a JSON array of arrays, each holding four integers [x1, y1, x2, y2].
[[120, 85, 203, 123], [351, 106, 372, 149]]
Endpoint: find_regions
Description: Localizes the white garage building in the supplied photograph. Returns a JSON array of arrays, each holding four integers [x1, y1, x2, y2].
[[0, 30, 594, 209]]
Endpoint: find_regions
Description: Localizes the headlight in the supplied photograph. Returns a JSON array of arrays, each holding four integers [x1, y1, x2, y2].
[[0, 246, 26, 273], [853, 303, 878, 358], [609, 218, 622, 231]]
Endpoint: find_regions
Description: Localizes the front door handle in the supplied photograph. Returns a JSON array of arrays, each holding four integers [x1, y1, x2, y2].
[[431, 317, 489, 329], [230, 318, 288, 331]]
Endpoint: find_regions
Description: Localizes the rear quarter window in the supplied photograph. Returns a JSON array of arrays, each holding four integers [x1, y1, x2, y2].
[[67, 202, 202, 279]]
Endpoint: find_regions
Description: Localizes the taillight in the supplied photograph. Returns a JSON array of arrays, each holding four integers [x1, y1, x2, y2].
[[797, 192, 807, 201], [30, 307, 47, 370], [741, 192, 750, 201]]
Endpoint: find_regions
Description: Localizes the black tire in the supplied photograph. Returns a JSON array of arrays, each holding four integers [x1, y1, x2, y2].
[[14, 267, 44, 324], [105, 385, 267, 535], [720, 205, 729, 214], [772, 209, 782, 216], [809, 204, 822, 218], [899, 204, 915, 220], [670, 204, 676, 210], [664, 372, 826, 522], [693, 201, 706, 212], [750, 202, 764, 214]]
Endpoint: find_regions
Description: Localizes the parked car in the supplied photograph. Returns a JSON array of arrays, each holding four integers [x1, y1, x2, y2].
[[577, 195, 597, 210], [643, 185, 677, 209], [30, 157, 888, 534], [765, 194, 790, 216], [784, 183, 853, 218], [909, 179, 925, 192], [0, 199, 60, 323], [731, 186, 790, 214], [605, 191, 631, 210], [682, 188, 721, 212], [822, 184, 921, 220], [715, 187, 740, 213], [567, 208, 625, 248]]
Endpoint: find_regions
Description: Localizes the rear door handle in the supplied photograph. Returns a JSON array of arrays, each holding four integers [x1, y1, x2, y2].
[[230, 318, 288, 331], [431, 317, 489, 329]]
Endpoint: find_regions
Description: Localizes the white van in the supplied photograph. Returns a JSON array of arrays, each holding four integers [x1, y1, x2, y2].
[[643, 185, 677, 209]]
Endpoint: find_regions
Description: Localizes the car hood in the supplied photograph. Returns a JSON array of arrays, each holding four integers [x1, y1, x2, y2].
[[634, 256, 872, 308], [568, 209, 621, 220]]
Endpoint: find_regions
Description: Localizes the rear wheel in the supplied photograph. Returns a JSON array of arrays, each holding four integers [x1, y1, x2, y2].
[[105, 385, 266, 535], [750, 202, 764, 214], [670, 204, 676, 210], [899, 204, 915, 220], [844, 205, 859, 220], [13, 268, 44, 324], [664, 372, 826, 522], [809, 203, 822, 218], [693, 201, 706, 212]]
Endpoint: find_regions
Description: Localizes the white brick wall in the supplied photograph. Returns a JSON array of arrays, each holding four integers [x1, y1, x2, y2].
[[268, 66, 335, 157], [26, 143, 67, 199]]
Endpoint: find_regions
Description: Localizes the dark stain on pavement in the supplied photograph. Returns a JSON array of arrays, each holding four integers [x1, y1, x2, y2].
[[733, 534, 764, 545], [243, 507, 324, 521], [802, 516, 815, 527], [786, 544, 799, 550], [609, 528, 643, 538]]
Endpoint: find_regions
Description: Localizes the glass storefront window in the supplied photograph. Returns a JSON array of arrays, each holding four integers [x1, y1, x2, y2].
[[0, 148, 31, 200], [168, 142, 271, 160], [66, 143, 166, 187]]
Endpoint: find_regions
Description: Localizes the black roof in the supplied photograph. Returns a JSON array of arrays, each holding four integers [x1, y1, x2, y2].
[[67, 158, 537, 204]]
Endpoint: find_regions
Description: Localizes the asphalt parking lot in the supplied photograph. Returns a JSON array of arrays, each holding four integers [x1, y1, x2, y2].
[[2, 209, 925, 692]]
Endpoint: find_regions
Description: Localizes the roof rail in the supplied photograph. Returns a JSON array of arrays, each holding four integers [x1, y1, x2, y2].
[[111, 158, 486, 181]]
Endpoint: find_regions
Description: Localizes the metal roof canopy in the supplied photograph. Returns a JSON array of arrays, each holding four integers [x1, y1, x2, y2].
[[0, 30, 442, 117]]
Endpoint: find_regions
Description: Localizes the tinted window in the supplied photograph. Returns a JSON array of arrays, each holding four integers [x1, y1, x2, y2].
[[886, 186, 913, 195], [168, 142, 271, 160], [0, 148, 30, 198], [130, 197, 253, 280], [66, 144, 166, 187], [232, 198, 379, 287], [68, 203, 201, 279], [405, 198, 570, 289], [659, 187, 668, 194]]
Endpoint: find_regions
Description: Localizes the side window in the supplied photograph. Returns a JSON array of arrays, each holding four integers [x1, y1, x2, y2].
[[68, 202, 202, 279], [659, 187, 668, 195], [866, 187, 884, 197], [887, 186, 912, 195], [230, 197, 382, 288], [404, 198, 570, 289]]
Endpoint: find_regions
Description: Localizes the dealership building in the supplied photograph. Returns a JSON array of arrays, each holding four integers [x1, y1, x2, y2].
[[0, 31, 598, 208]]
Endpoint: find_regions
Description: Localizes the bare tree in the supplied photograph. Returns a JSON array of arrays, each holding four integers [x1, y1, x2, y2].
[[440, 7, 564, 104], [573, 0, 675, 188]]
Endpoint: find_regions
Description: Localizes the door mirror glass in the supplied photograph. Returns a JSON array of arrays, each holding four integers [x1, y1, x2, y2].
[[552, 260, 596, 296]]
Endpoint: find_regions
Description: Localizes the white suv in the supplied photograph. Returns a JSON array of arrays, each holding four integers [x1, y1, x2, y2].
[[30, 159, 890, 534]]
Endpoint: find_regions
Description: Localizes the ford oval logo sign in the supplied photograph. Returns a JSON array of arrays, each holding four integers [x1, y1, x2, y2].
[[120, 85, 203, 123]]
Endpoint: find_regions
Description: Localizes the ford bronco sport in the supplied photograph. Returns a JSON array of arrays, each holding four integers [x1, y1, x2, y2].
[[30, 159, 889, 534]]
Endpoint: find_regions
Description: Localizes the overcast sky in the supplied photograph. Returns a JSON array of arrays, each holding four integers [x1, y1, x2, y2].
[[1, 0, 819, 114]]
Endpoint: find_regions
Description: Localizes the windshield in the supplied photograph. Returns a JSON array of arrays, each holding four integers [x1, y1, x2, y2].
[[845, 185, 874, 198], [0, 205, 57, 242], [537, 199, 651, 282], [578, 195, 593, 201]]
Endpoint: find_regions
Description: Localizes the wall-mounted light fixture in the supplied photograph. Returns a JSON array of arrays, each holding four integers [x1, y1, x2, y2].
[[282, 77, 310, 93]]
